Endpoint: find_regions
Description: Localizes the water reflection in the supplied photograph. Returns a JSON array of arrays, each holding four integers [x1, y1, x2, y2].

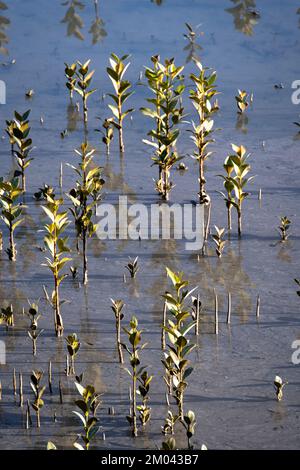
[[226, 0, 260, 36], [151, 0, 164, 5], [236, 112, 249, 133], [183, 23, 203, 63], [61, 0, 85, 40], [89, 0, 107, 44], [0, 1, 10, 56], [61, 0, 107, 44]]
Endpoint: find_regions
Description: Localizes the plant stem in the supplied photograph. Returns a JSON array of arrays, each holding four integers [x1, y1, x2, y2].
[[116, 317, 124, 364]]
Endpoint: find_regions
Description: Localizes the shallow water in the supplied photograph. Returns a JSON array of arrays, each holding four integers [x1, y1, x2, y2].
[[0, 0, 299, 450]]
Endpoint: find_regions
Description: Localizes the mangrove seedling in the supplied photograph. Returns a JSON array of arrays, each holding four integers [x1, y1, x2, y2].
[[223, 144, 254, 236], [142, 56, 185, 199], [0, 304, 14, 330], [183, 410, 196, 450], [110, 299, 125, 363], [161, 437, 177, 450], [161, 409, 178, 435], [11, 110, 33, 192], [162, 268, 196, 421], [95, 117, 114, 155], [30, 370, 45, 428], [212, 226, 227, 258], [5, 119, 17, 157], [0, 177, 24, 261], [67, 142, 104, 284], [27, 302, 43, 356], [122, 316, 149, 437], [107, 53, 134, 153], [189, 59, 219, 206], [33, 184, 55, 201], [70, 265, 78, 279], [294, 279, 300, 297], [42, 194, 72, 337], [274, 375, 288, 401], [125, 256, 139, 279], [66, 333, 81, 375], [235, 89, 250, 113], [65, 62, 77, 99], [278, 216, 291, 242], [73, 381, 100, 450], [137, 370, 153, 426], [218, 155, 235, 231], [74, 59, 96, 129]]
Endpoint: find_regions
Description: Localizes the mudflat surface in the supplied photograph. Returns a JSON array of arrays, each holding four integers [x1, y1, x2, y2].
[[0, 0, 299, 450]]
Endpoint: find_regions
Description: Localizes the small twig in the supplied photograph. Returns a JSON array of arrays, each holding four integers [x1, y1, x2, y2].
[[13, 368, 17, 397], [19, 372, 23, 408], [227, 292, 231, 325], [195, 293, 200, 335], [214, 289, 219, 335], [256, 294, 260, 319], [59, 379, 63, 404], [48, 360, 53, 394]]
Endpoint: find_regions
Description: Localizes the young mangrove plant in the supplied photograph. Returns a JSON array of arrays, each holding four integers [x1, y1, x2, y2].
[[122, 316, 150, 437], [125, 256, 139, 279], [30, 370, 45, 428], [33, 184, 55, 201], [161, 437, 177, 450], [220, 144, 254, 236], [27, 302, 43, 356], [235, 89, 250, 113], [10, 110, 33, 192], [73, 381, 100, 450], [95, 117, 114, 155], [142, 57, 185, 199], [137, 370, 153, 427], [278, 216, 291, 242], [0, 304, 14, 330], [67, 142, 104, 284], [42, 195, 72, 337], [162, 268, 196, 421], [183, 410, 197, 449], [66, 333, 81, 375], [274, 375, 288, 401], [218, 155, 235, 231], [5, 119, 17, 157], [0, 177, 24, 261], [212, 226, 227, 258], [65, 62, 77, 99], [162, 409, 178, 435], [106, 53, 134, 153], [73, 60, 96, 131], [189, 60, 219, 206], [110, 299, 125, 364]]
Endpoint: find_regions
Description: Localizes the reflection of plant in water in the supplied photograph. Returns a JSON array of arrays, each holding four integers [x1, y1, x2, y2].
[[294, 279, 300, 297], [183, 23, 203, 64], [0, 2, 10, 56], [297, 8, 300, 28], [89, 0, 107, 45], [226, 0, 260, 36], [61, 0, 85, 40], [151, 0, 164, 4]]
